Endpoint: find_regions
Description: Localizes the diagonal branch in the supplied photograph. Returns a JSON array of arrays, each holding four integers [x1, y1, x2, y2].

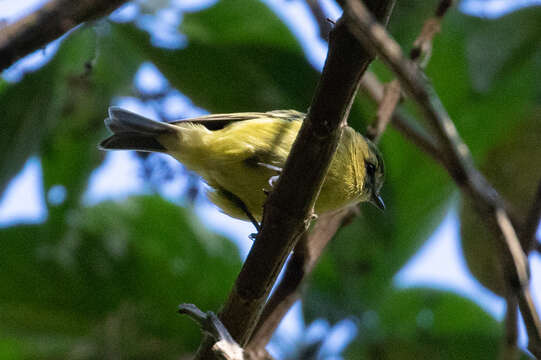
[[502, 296, 519, 360], [246, 1, 449, 352], [344, 0, 541, 356], [345, 0, 481, 189], [366, 79, 401, 142], [366, 0, 454, 142], [247, 207, 358, 351], [360, 72, 443, 162], [194, 1, 396, 358], [0, 0, 128, 71], [523, 179, 541, 253]]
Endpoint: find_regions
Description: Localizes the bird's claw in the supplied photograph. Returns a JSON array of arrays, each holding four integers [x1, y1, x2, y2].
[[268, 175, 279, 188]]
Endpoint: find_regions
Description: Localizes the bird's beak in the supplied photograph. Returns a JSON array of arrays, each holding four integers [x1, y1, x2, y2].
[[370, 193, 385, 211]]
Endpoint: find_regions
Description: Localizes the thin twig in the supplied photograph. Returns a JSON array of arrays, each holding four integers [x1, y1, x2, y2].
[[361, 17, 530, 358], [368, 0, 453, 142], [495, 209, 541, 357], [366, 79, 401, 142], [0, 0, 128, 71], [502, 296, 519, 360], [410, 0, 455, 66], [360, 72, 443, 161], [523, 179, 541, 253], [194, 1, 397, 358], [344, 1, 541, 355]]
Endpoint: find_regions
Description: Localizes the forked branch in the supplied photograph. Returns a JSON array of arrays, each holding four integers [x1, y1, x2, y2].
[[345, 0, 541, 356], [194, 1, 396, 358]]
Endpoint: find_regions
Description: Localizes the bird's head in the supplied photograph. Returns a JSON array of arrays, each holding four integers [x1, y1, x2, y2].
[[362, 138, 385, 210]]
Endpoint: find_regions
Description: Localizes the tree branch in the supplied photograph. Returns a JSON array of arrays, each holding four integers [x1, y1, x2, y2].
[[344, 1, 541, 356], [247, 1, 454, 352], [0, 0, 128, 71], [366, 79, 401, 142], [367, 0, 454, 142], [523, 179, 541, 253], [360, 72, 443, 162], [247, 207, 358, 351], [502, 296, 519, 360], [194, 1, 396, 358]]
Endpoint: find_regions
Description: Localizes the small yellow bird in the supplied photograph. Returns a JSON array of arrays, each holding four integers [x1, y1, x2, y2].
[[99, 107, 385, 229]]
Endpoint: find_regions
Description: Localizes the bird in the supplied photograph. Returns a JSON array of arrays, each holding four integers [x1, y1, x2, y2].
[[99, 107, 385, 230]]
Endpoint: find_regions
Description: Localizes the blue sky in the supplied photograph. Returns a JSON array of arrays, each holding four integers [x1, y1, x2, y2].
[[1, 0, 540, 357]]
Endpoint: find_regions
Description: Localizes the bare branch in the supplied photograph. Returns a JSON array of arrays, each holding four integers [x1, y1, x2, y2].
[[195, 1, 396, 358], [495, 210, 541, 357], [435, 0, 455, 18], [366, 79, 401, 142], [344, 0, 541, 354], [246, 2, 451, 347], [502, 297, 519, 360], [367, 0, 452, 142], [410, 0, 455, 65], [247, 207, 358, 350], [0, 0, 128, 71], [523, 179, 541, 253], [360, 72, 443, 161], [345, 0, 476, 185]]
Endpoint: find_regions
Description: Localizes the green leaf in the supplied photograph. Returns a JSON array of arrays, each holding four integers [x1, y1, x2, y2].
[[181, 0, 301, 50], [0, 30, 94, 196], [40, 23, 143, 226], [428, 9, 541, 161], [112, 0, 319, 113], [0, 23, 141, 202], [465, 7, 541, 92], [387, 0, 442, 48], [460, 114, 541, 296], [345, 288, 502, 360], [0, 196, 240, 358]]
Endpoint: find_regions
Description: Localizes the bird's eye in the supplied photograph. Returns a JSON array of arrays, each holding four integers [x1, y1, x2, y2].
[[365, 161, 376, 176]]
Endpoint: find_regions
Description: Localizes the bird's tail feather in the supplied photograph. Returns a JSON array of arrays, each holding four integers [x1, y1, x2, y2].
[[99, 107, 175, 152]]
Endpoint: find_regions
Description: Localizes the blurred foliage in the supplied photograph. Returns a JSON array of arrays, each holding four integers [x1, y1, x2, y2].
[[346, 288, 502, 360], [0, 0, 540, 358], [460, 113, 541, 296], [306, 0, 540, 318], [112, 0, 319, 114], [1, 197, 239, 358]]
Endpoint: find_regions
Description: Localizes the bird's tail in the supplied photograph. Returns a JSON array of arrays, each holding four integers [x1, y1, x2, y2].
[[98, 107, 176, 152]]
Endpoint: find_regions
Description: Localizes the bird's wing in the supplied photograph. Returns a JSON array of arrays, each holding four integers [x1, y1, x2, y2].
[[169, 110, 305, 131]]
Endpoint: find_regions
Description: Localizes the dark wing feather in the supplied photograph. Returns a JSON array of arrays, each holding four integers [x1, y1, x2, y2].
[[169, 110, 305, 131]]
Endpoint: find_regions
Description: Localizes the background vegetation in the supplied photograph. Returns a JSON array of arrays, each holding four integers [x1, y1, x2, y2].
[[1, 0, 540, 358]]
